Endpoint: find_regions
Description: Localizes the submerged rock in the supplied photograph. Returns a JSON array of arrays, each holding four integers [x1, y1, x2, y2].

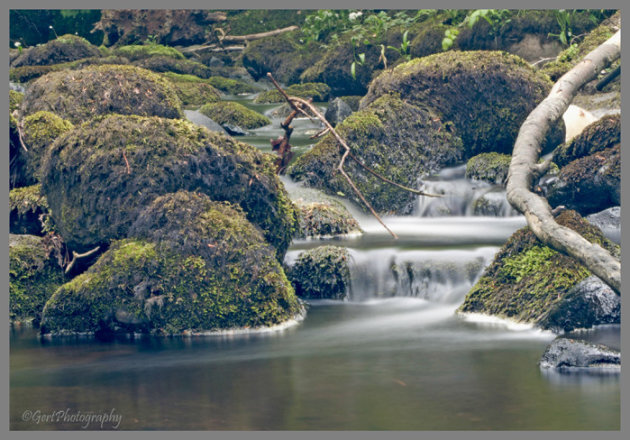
[[287, 246, 351, 300], [41, 192, 303, 335], [9, 185, 51, 236], [294, 200, 362, 239], [459, 210, 619, 332], [199, 101, 271, 129], [10, 234, 65, 325], [41, 115, 296, 257], [21, 65, 183, 123], [10, 34, 100, 68], [325, 98, 353, 127], [586, 207, 620, 244], [540, 338, 620, 369], [289, 93, 464, 214]]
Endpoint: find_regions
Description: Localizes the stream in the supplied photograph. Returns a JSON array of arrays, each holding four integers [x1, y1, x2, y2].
[[10, 94, 620, 430]]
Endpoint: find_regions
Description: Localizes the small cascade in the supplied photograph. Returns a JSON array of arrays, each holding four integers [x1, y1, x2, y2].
[[346, 246, 497, 303], [415, 165, 519, 217]]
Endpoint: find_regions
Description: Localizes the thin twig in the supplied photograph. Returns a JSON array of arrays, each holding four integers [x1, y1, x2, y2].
[[65, 245, 101, 274], [12, 110, 28, 152], [310, 127, 330, 139], [122, 149, 131, 174]]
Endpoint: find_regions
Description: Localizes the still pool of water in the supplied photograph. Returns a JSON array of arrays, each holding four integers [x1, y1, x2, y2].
[[10, 302, 620, 430]]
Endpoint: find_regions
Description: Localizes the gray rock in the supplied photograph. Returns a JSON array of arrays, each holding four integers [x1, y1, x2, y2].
[[586, 207, 620, 244], [207, 56, 224, 68], [542, 276, 620, 333], [540, 338, 620, 369], [183, 109, 227, 134], [325, 97, 353, 127], [221, 124, 248, 136]]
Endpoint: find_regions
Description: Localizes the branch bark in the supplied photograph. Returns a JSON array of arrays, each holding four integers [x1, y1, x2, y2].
[[220, 25, 299, 43], [506, 30, 621, 294]]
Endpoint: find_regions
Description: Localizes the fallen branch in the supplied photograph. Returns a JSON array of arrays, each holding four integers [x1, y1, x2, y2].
[[595, 64, 620, 91], [506, 30, 621, 294], [220, 25, 299, 43], [12, 110, 28, 152], [179, 44, 245, 54], [65, 246, 101, 274]]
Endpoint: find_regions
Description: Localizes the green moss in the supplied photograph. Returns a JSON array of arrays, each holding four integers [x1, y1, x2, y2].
[[113, 44, 185, 61], [226, 10, 306, 35], [10, 234, 65, 325], [41, 115, 296, 257], [459, 209, 619, 325], [199, 101, 271, 129], [42, 193, 302, 335], [289, 93, 463, 214], [22, 64, 183, 123], [254, 82, 331, 103], [10, 55, 132, 83], [206, 76, 259, 95], [22, 111, 74, 180], [9, 185, 51, 235], [161, 72, 221, 106], [10, 90, 24, 112], [338, 95, 363, 112], [541, 12, 619, 81], [465, 152, 512, 185], [554, 114, 620, 167], [133, 56, 213, 78], [11, 34, 101, 68], [294, 200, 362, 239], [287, 246, 351, 300]]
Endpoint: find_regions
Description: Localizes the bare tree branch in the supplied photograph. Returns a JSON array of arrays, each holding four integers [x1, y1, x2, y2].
[[506, 30, 621, 294], [65, 246, 101, 274], [220, 25, 299, 43]]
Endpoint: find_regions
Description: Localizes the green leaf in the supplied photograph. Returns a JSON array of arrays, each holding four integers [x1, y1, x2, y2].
[[358, 53, 365, 64], [350, 62, 356, 80]]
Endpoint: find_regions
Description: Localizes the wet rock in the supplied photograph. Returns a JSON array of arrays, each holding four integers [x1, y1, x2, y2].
[[554, 114, 620, 167], [586, 207, 620, 244], [540, 338, 620, 369], [41, 115, 297, 258], [325, 98, 353, 127], [254, 82, 331, 104], [472, 190, 518, 217], [294, 200, 362, 239], [10, 234, 65, 325], [41, 191, 302, 336], [9, 185, 50, 236], [183, 109, 227, 134], [542, 276, 620, 332], [21, 65, 183, 124], [287, 246, 351, 300], [459, 210, 620, 330], [289, 93, 464, 215], [362, 50, 564, 158], [465, 153, 511, 186], [10, 34, 100, 68], [221, 124, 249, 136], [199, 101, 270, 129]]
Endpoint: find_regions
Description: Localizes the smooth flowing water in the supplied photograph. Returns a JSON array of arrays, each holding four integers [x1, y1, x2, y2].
[[9, 94, 620, 430]]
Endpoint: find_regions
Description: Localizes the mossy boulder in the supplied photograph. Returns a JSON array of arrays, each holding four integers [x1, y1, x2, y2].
[[465, 153, 512, 186], [41, 192, 303, 335], [199, 101, 271, 129], [206, 76, 259, 95], [289, 93, 464, 214], [541, 12, 620, 81], [10, 234, 65, 325], [113, 44, 185, 61], [338, 95, 362, 112], [294, 200, 362, 239], [161, 72, 221, 106], [41, 115, 296, 257], [254, 82, 331, 103], [553, 114, 620, 167], [10, 185, 51, 235], [10, 90, 24, 112], [22, 111, 74, 181], [133, 56, 213, 78], [362, 51, 563, 158], [10, 34, 101, 68], [10, 113, 29, 189], [10, 55, 131, 83], [546, 145, 620, 216], [21, 65, 183, 123], [287, 246, 351, 300], [458, 210, 620, 331]]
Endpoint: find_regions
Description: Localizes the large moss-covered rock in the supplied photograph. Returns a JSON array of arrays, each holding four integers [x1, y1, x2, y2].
[[134, 55, 214, 78], [10, 34, 101, 68], [254, 82, 331, 103], [553, 114, 620, 167], [21, 65, 183, 123], [113, 44, 185, 61], [465, 152, 511, 186], [41, 193, 302, 335], [206, 76, 259, 95], [10, 234, 65, 325], [546, 145, 620, 216], [541, 12, 620, 81], [294, 200, 362, 239], [362, 51, 563, 158], [10, 185, 51, 235], [10, 55, 131, 83], [161, 72, 221, 106], [9, 90, 24, 112], [41, 115, 296, 257], [22, 111, 74, 181], [289, 93, 463, 214], [287, 246, 351, 300], [458, 210, 620, 332], [199, 101, 271, 129]]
